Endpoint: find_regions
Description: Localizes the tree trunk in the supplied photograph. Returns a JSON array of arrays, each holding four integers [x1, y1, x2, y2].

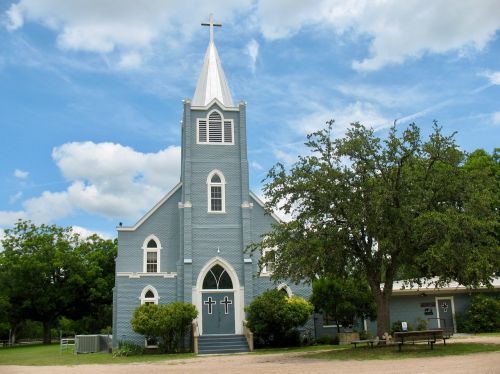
[[43, 321, 52, 344], [375, 292, 391, 338]]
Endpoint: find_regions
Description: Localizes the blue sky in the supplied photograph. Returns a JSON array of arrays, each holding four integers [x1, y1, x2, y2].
[[1, 1, 499, 240]]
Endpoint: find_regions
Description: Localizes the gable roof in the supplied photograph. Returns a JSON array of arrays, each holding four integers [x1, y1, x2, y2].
[[249, 191, 282, 223], [117, 182, 182, 232]]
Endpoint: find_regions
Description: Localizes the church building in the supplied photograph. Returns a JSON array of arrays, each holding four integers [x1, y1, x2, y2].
[[112, 16, 312, 353]]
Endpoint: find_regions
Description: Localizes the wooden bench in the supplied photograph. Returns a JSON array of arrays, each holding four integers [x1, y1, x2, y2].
[[394, 329, 448, 351], [351, 339, 376, 348]]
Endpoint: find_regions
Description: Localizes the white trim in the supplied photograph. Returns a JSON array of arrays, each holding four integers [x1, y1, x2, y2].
[[435, 296, 457, 333], [140, 285, 159, 305], [116, 272, 177, 279], [196, 109, 234, 145], [193, 257, 243, 335], [142, 235, 162, 273], [277, 283, 293, 297], [190, 97, 240, 111], [118, 183, 182, 231], [207, 169, 226, 213], [249, 191, 282, 223]]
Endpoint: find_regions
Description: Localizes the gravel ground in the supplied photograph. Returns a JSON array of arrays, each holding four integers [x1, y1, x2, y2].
[[2, 335, 499, 374]]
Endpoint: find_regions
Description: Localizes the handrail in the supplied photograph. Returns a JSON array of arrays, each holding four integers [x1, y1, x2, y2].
[[242, 320, 254, 352]]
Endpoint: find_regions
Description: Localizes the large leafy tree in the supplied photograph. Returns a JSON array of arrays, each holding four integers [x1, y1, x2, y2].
[[252, 121, 499, 337], [0, 220, 116, 343]]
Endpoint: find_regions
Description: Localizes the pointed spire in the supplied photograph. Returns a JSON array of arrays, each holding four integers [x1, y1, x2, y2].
[[192, 14, 234, 107]]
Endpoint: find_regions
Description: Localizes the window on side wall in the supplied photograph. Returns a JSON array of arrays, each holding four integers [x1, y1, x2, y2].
[[140, 286, 159, 347], [142, 236, 161, 273], [260, 248, 275, 276]]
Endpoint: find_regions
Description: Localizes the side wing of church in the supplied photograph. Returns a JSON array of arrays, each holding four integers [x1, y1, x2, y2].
[[112, 18, 312, 349]]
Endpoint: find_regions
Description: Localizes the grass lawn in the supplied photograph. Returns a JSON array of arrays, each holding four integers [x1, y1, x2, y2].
[[307, 343, 500, 361], [0, 344, 195, 366]]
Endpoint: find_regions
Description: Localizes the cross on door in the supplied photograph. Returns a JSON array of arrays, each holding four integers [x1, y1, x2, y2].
[[204, 296, 216, 314], [220, 295, 232, 314]]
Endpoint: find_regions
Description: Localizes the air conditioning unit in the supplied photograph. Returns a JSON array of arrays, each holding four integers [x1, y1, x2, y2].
[[75, 335, 100, 354]]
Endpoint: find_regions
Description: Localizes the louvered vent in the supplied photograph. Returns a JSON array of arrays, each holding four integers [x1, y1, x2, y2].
[[224, 121, 232, 143], [198, 120, 207, 143], [209, 111, 222, 142]]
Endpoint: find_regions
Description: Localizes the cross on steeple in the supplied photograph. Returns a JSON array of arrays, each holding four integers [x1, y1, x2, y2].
[[201, 13, 222, 44]]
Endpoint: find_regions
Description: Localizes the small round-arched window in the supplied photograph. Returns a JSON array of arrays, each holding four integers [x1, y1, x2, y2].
[[202, 264, 233, 289]]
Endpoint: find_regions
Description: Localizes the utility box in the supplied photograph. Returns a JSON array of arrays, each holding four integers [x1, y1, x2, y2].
[[75, 335, 111, 354]]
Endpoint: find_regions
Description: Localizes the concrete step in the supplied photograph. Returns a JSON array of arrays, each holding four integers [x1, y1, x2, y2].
[[198, 334, 249, 354]]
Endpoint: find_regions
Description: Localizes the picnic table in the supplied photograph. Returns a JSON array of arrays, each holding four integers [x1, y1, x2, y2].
[[393, 329, 448, 351]]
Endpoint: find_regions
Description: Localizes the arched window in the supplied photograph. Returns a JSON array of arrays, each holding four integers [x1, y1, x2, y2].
[[140, 286, 159, 305], [142, 235, 161, 273], [278, 283, 293, 297], [207, 170, 226, 213], [202, 264, 233, 289], [197, 110, 233, 144]]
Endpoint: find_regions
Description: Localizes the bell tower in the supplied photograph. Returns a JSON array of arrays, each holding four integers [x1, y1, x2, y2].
[[178, 15, 251, 335]]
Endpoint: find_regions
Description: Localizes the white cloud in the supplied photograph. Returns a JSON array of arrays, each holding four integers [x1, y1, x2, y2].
[[0, 210, 27, 226], [246, 39, 259, 73], [4, 0, 251, 59], [23, 190, 73, 223], [250, 160, 263, 171], [9, 191, 23, 204], [493, 112, 500, 125], [117, 52, 142, 70], [289, 101, 391, 136], [14, 169, 29, 179], [51, 141, 181, 219], [485, 71, 500, 85], [72, 225, 113, 240], [255, 0, 500, 71], [0, 142, 181, 226], [4, 3, 23, 30]]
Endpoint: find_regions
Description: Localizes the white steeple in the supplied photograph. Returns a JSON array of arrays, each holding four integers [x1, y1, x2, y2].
[[192, 14, 234, 107]]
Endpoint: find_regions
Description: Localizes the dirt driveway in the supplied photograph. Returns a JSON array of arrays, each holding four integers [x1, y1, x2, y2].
[[2, 336, 499, 374]]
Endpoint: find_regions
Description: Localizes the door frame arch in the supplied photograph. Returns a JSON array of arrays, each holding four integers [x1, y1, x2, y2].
[[193, 257, 244, 334]]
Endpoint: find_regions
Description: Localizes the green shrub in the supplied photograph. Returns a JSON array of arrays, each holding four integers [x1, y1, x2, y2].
[[460, 294, 500, 333], [131, 302, 197, 353], [113, 340, 144, 357], [315, 335, 340, 345], [245, 289, 313, 347], [415, 317, 428, 331], [358, 330, 372, 340], [390, 320, 413, 334]]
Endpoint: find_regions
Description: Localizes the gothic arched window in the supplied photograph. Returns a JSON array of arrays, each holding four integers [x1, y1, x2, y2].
[[202, 264, 233, 289], [207, 170, 226, 213], [140, 286, 159, 305], [142, 235, 161, 273], [197, 110, 233, 144]]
